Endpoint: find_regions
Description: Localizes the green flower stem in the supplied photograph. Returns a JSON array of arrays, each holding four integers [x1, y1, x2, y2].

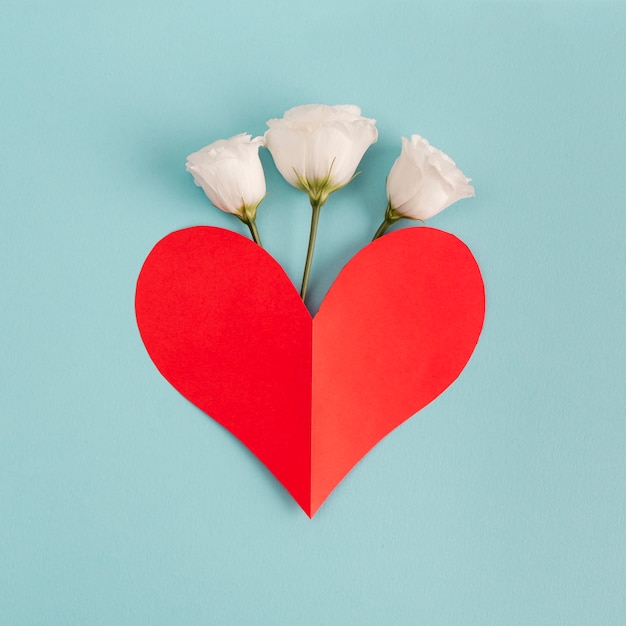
[[246, 218, 263, 247], [372, 203, 403, 240], [300, 199, 322, 302], [372, 218, 393, 240]]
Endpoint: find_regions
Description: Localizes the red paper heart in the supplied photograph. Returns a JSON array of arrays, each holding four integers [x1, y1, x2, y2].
[[135, 226, 485, 516]]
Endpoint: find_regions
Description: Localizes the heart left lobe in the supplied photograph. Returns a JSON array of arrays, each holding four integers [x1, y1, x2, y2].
[[135, 227, 313, 513]]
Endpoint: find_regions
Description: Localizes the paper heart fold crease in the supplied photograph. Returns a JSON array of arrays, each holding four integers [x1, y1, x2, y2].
[[135, 226, 485, 516]]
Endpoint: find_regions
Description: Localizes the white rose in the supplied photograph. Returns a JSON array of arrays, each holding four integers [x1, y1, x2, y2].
[[186, 133, 266, 221], [386, 134, 475, 221], [264, 104, 378, 206]]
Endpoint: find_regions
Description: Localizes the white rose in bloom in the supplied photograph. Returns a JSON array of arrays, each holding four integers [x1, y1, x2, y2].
[[264, 104, 378, 206], [386, 134, 475, 221], [186, 133, 266, 220]]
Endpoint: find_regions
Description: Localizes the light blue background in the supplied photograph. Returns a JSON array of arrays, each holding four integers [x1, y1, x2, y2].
[[1, 1, 624, 624]]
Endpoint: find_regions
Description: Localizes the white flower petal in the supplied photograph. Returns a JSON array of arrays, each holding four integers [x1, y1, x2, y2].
[[186, 133, 266, 216], [386, 134, 474, 221], [264, 104, 378, 198]]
